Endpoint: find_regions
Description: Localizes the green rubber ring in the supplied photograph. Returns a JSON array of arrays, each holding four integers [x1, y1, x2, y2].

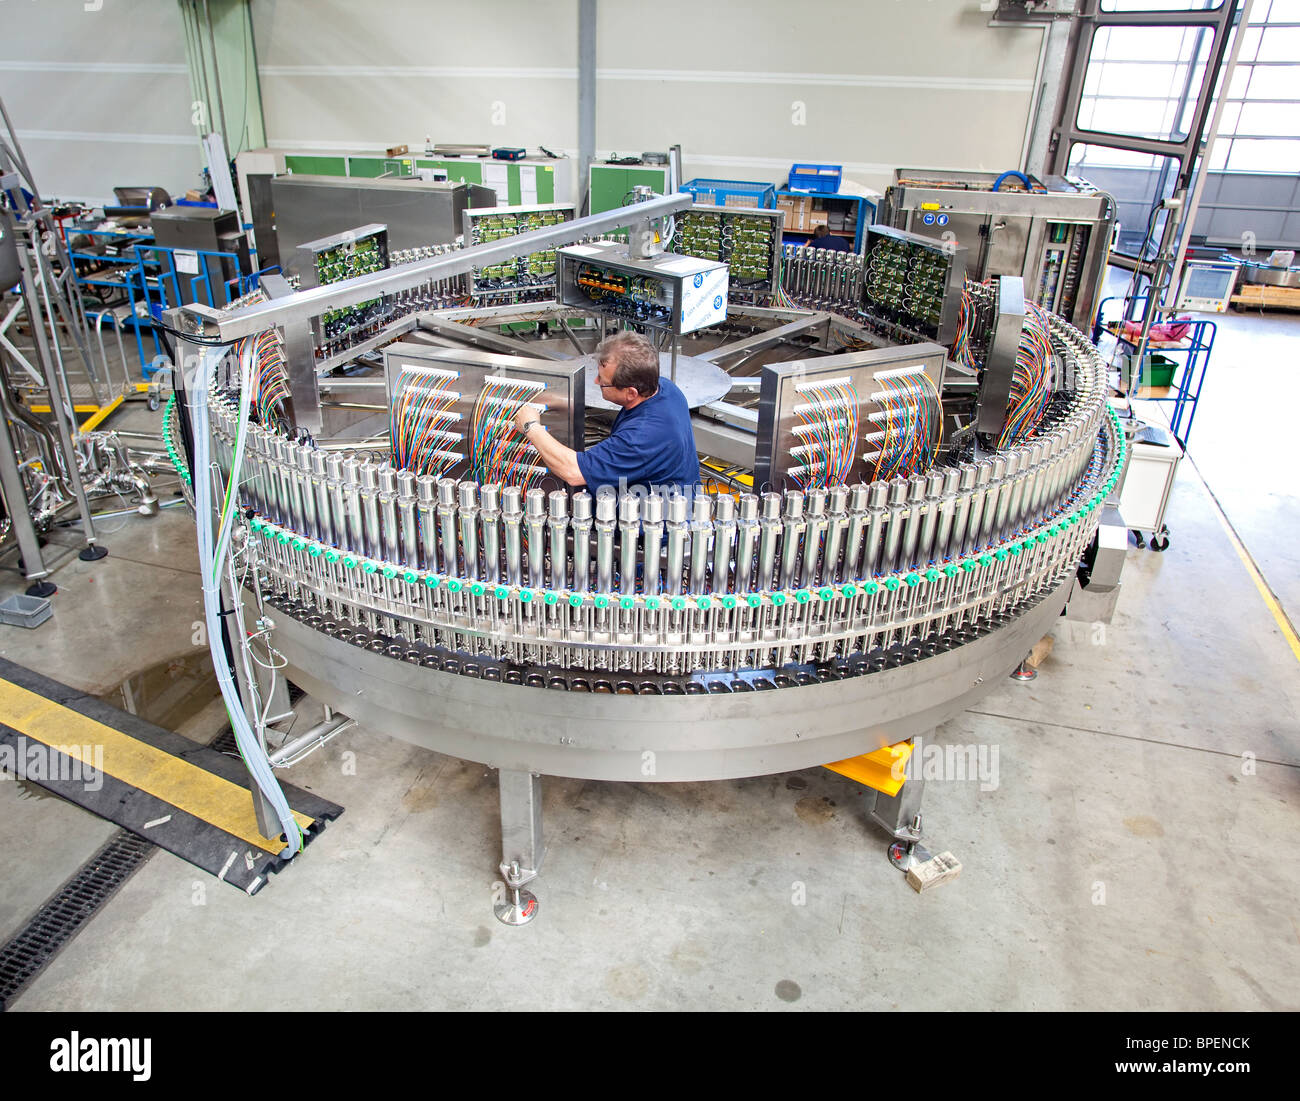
[[696, 596, 712, 610], [343, 555, 358, 570], [884, 577, 900, 591], [721, 595, 738, 609], [619, 596, 634, 610], [594, 595, 610, 609], [325, 549, 340, 564], [818, 587, 834, 601], [446, 579, 462, 593], [746, 594, 763, 608], [308, 543, 323, 558], [543, 591, 558, 605], [770, 593, 787, 607], [494, 585, 509, 600], [470, 582, 486, 596], [645, 596, 661, 611], [424, 575, 440, 589], [841, 584, 857, 598], [942, 565, 958, 578], [291, 537, 306, 551], [863, 581, 880, 594], [925, 568, 940, 582], [1008, 544, 1022, 557], [978, 554, 993, 567], [568, 593, 583, 608], [276, 531, 290, 545], [671, 596, 687, 611], [904, 573, 920, 587], [960, 559, 976, 572], [403, 570, 418, 584], [361, 561, 377, 574], [519, 588, 534, 603], [794, 589, 811, 603], [250, 518, 263, 532], [994, 549, 1009, 562], [382, 565, 396, 579], [1036, 533, 1048, 545]]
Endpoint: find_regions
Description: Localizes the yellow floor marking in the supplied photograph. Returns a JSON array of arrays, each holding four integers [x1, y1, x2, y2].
[[0, 678, 311, 854], [1194, 466, 1300, 666]]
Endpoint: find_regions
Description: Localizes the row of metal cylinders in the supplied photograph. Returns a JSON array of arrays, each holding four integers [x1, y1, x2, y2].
[[780, 245, 864, 306], [218, 406, 1105, 597]]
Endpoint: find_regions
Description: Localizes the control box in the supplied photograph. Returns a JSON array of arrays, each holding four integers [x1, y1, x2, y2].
[[557, 240, 728, 335]]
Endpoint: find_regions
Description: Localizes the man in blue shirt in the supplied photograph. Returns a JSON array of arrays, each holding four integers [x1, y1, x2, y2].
[[810, 224, 852, 253], [512, 331, 699, 493]]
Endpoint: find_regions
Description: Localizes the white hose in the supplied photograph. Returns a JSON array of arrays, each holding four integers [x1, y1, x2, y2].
[[188, 350, 302, 856]]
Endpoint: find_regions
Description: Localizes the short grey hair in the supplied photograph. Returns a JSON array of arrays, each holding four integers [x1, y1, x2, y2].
[[596, 331, 660, 397]]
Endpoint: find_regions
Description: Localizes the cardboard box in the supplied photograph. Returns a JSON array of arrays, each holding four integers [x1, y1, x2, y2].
[[385, 144, 409, 157], [807, 210, 829, 230]]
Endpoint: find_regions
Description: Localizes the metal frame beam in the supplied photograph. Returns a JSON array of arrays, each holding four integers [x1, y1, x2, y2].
[[174, 193, 694, 342]]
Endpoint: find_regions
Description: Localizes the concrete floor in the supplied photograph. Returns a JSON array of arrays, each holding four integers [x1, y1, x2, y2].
[[1, 303, 1298, 1011]]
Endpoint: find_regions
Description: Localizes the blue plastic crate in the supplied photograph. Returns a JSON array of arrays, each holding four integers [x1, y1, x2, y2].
[[681, 178, 776, 209], [788, 163, 842, 194]]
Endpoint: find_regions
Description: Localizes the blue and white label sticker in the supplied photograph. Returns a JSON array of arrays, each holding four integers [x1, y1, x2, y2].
[[922, 213, 935, 226], [680, 265, 729, 333], [937, 214, 949, 226]]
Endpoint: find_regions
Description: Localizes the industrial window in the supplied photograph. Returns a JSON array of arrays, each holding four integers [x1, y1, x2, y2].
[[1072, 0, 1300, 251], [1066, 143, 1182, 256], [1077, 26, 1215, 142], [1100, 0, 1223, 10]]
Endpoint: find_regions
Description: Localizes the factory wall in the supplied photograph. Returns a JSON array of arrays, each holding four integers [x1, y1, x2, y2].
[[253, 0, 582, 178], [0, 1, 1046, 208], [595, 1, 1044, 195], [251, 0, 1045, 200], [0, 0, 204, 204]]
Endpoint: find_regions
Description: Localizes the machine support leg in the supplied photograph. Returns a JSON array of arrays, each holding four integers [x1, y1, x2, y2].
[[495, 769, 542, 926], [869, 744, 932, 873], [1011, 657, 1038, 681], [0, 405, 54, 595]]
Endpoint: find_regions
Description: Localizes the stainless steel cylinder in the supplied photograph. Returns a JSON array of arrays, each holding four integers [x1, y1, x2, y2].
[[502, 485, 524, 585], [735, 493, 759, 592], [571, 490, 593, 592], [548, 490, 569, 590], [479, 483, 502, 583], [758, 492, 781, 591], [526, 488, 547, 589], [689, 493, 712, 595], [642, 493, 664, 595], [595, 489, 616, 593], [459, 481, 480, 580]]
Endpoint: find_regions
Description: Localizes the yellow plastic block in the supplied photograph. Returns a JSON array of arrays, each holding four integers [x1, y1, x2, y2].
[[822, 739, 914, 796]]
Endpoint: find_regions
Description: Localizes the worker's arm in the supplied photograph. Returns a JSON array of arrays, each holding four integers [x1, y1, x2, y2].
[[513, 404, 584, 486]]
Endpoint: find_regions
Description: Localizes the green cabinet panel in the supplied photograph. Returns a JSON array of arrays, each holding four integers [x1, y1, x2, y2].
[[346, 156, 390, 179], [588, 165, 670, 214], [284, 155, 347, 176]]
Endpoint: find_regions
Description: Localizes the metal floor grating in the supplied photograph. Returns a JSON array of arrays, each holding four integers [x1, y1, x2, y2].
[[0, 830, 154, 1010]]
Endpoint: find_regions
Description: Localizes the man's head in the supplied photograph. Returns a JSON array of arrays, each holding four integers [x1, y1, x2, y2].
[[594, 331, 660, 410], [813, 224, 830, 240]]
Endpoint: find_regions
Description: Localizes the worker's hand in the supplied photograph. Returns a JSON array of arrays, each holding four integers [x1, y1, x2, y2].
[[514, 404, 542, 434]]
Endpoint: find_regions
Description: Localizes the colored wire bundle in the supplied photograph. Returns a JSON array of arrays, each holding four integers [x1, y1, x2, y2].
[[470, 376, 547, 491], [788, 379, 859, 490], [391, 367, 463, 477], [999, 301, 1053, 447], [951, 282, 979, 370], [243, 330, 291, 431], [868, 368, 943, 480]]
